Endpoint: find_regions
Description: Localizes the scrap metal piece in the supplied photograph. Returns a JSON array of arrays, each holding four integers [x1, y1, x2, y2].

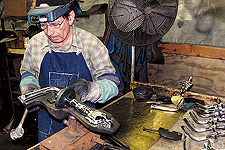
[[181, 125, 225, 142], [183, 118, 218, 133], [189, 111, 225, 125], [195, 108, 225, 118], [196, 100, 224, 110], [183, 117, 210, 132], [184, 134, 189, 150], [181, 125, 207, 141], [195, 107, 225, 114], [189, 111, 212, 124], [203, 140, 215, 150], [184, 117, 225, 133], [171, 76, 193, 108], [151, 105, 179, 112], [180, 76, 193, 96]]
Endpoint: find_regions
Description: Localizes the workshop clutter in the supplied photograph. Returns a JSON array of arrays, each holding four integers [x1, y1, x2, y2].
[[130, 77, 225, 149], [182, 101, 225, 149], [3, 0, 32, 17]]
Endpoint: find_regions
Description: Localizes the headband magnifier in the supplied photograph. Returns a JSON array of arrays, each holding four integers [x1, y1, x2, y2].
[[27, 3, 71, 24]]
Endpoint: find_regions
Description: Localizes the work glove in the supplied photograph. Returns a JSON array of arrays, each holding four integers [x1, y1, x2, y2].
[[68, 79, 101, 103], [20, 84, 39, 95], [20, 84, 40, 112]]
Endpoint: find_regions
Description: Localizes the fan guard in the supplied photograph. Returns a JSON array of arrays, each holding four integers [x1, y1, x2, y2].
[[107, 0, 178, 46]]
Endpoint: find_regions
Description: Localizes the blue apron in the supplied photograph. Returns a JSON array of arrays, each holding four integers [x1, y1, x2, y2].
[[38, 50, 93, 142]]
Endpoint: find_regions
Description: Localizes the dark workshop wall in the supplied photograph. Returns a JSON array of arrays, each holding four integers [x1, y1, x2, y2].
[[162, 0, 225, 48], [148, 53, 225, 98]]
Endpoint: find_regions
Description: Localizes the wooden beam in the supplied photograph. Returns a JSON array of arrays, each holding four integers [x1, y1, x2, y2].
[[130, 81, 225, 105], [158, 43, 225, 60], [8, 48, 25, 55]]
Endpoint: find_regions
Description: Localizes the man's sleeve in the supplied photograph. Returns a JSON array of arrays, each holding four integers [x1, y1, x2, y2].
[[20, 45, 40, 94]]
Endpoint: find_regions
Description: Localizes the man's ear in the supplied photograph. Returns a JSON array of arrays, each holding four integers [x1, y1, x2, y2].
[[68, 10, 75, 25]]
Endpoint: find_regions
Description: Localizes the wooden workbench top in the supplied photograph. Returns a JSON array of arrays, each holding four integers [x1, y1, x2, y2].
[[150, 109, 225, 150], [103, 91, 184, 150], [104, 90, 225, 150]]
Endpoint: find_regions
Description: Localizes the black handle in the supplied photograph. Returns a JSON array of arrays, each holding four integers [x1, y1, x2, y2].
[[158, 127, 182, 141]]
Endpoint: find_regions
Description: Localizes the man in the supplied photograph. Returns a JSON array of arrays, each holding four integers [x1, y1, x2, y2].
[[20, 0, 119, 142]]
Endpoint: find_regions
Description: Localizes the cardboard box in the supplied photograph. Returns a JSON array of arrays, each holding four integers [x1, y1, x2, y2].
[[4, 0, 32, 16]]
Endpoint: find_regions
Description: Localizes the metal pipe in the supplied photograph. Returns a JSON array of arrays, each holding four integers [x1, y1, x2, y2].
[[181, 125, 225, 142], [151, 105, 178, 112], [183, 134, 189, 150], [183, 118, 211, 132], [131, 45, 135, 82], [190, 111, 225, 125], [196, 109, 225, 118], [181, 125, 207, 141], [184, 117, 225, 133], [189, 111, 210, 124], [196, 101, 225, 110]]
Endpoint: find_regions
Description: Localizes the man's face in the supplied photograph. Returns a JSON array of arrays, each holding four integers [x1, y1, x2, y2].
[[42, 16, 72, 46]]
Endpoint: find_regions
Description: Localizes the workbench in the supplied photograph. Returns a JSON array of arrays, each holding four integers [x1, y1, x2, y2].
[[103, 83, 225, 150], [28, 81, 225, 150], [103, 91, 184, 150], [150, 109, 225, 150]]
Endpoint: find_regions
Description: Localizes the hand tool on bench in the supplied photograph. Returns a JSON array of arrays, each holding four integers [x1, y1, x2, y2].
[[143, 127, 182, 141]]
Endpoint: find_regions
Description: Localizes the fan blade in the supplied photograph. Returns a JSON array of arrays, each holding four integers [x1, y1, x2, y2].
[[150, 5, 170, 17], [107, 0, 178, 46], [111, 0, 145, 32], [132, 0, 146, 9], [121, 14, 145, 32], [142, 15, 157, 35]]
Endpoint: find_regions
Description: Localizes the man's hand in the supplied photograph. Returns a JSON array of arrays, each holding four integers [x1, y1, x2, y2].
[[20, 85, 40, 112], [68, 79, 101, 103], [20, 84, 39, 95]]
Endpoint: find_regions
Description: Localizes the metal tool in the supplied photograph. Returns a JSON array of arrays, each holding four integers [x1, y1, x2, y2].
[[18, 86, 120, 134], [195, 100, 224, 110], [183, 134, 189, 150], [152, 77, 193, 112], [151, 105, 179, 112], [183, 117, 225, 133], [144, 101, 164, 105], [181, 125, 225, 142], [189, 111, 225, 125], [203, 140, 215, 150], [10, 108, 29, 140], [143, 127, 182, 141], [195, 108, 225, 118], [144, 97, 172, 105], [195, 107, 225, 114], [171, 76, 193, 108], [179, 76, 193, 96]]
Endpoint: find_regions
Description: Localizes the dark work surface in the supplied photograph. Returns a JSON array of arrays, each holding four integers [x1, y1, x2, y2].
[[104, 92, 184, 150]]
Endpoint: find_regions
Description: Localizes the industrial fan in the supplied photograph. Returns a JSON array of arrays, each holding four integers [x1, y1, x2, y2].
[[107, 0, 178, 81], [107, 0, 178, 46]]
